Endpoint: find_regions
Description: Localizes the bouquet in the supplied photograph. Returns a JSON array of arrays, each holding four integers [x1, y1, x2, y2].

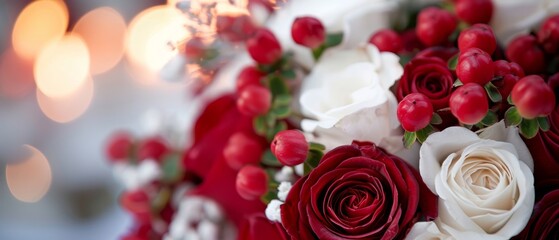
[[105, 0, 559, 239]]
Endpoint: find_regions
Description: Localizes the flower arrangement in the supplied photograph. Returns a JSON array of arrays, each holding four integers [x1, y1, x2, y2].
[[105, 0, 559, 239]]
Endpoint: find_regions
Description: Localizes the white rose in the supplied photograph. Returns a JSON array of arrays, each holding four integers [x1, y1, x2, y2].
[[299, 44, 411, 156], [419, 122, 535, 239], [491, 0, 559, 45], [267, 0, 402, 68]]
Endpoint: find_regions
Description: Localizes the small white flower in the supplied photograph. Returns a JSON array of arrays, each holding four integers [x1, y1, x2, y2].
[[113, 159, 161, 190], [265, 199, 284, 223], [274, 166, 295, 182], [277, 181, 292, 201], [294, 163, 305, 177]]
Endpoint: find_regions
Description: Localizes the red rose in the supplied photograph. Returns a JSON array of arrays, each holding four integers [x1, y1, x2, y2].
[[415, 46, 458, 62], [281, 141, 437, 239], [397, 57, 454, 110], [513, 189, 559, 239], [239, 214, 291, 240]]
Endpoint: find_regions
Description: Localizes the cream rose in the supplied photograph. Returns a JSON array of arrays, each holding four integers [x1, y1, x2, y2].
[[418, 122, 534, 239], [267, 0, 402, 68], [299, 44, 409, 155]]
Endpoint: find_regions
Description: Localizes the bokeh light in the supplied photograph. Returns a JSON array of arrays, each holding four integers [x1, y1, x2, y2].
[[6, 145, 52, 203], [125, 5, 189, 84], [0, 47, 35, 99], [37, 76, 94, 123], [73, 7, 126, 75], [34, 33, 90, 98], [12, 0, 69, 61]]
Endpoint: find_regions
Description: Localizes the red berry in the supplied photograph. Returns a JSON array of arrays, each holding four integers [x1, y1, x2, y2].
[[506, 35, 545, 74], [224, 132, 263, 170], [450, 83, 489, 124], [456, 48, 494, 86], [458, 24, 497, 54], [137, 137, 168, 162], [271, 130, 309, 166], [247, 28, 282, 64], [291, 17, 325, 49], [121, 190, 152, 223], [106, 131, 133, 162], [548, 73, 559, 106], [538, 14, 559, 54], [237, 85, 271, 116], [236, 66, 264, 93], [416, 7, 457, 46], [455, 0, 494, 24], [184, 37, 205, 60], [369, 29, 403, 53], [397, 93, 434, 132], [216, 15, 257, 42], [493, 60, 523, 98], [236, 165, 268, 200], [511, 75, 556, 119]]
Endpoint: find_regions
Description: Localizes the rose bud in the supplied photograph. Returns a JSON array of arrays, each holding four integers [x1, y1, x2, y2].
[[237, 85, 272, 116], [458, 24, 497, 54], [224, 132, 263, 170], [456, 48, 494, 86], [538, 14, 559, 54], [369, 29, 403, 53], [106, 131, 133, 162], [291, 16, 325, 49], [271, 130, 309, 166], [450, 83, 489, 125], [137, 136, 168, 162], [455, 0, 494, 24], [506, 34, 545, 74], [416, 7, 457, 46], [236, 66, 264, 93], [236, 165, 268, 200], [120, 189, 152, 223], [397, 93, 434, 132], [511, 75, 556, 119], [247, 28, 282, 64]]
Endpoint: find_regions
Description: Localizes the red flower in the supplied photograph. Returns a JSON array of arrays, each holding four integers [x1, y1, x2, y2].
[[239, 214, 291, 240], [513, 189, 559, 239], [524, 107, 559, 186], [281, 141, 437, 239]]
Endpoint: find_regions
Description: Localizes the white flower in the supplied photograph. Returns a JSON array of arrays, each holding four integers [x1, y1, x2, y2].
[[299, 44, 406, 155], [113, 159, 161, 190], [491, 0, 559, 45], [405, 221, 451, 240], [419, 122, 535, 239], [277, 181, 292, 201], [265, 199, 284, 223], [267, 0, 402, 68]]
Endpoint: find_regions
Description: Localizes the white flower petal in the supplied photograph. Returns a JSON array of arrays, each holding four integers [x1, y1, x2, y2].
[[479, 121, 533, 171]]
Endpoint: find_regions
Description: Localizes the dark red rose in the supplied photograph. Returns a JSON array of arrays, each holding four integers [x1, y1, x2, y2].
[[239, 214, 291, 240], [513, 190, 559, 240], [281, 141, 437, 239], [397, 57, 454, 110]]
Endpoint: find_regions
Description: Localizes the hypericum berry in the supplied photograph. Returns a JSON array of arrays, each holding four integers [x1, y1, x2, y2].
[[121, 190, 151, 223], [416, 7, 457, 46], [224, 132, 263, 170], [506, 35, 545, 74], [493, 60, 524, 98], [397, 93, 434, 132], [369, 29, 403, 53], [458, 24, 497, 54], [236, 66, 264, 93], [450, 83, 489, 124], [184, 37, 205, 61], [246, 28, 282, 64], [236, 165, 268, 200], [237, 85, 271, 116], [538, 14, 559, 54], [291, 16, 325, 49], [271, 130, 309, 166], [137, 137, 168, 162], [455, 0, 494, 24], [456, 48, 494, 86], [511, 75, 556, 119], [106, 131, 133, 162]]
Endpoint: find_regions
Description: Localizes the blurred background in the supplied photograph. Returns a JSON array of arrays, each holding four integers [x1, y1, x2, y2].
[[0, 0, 192, 239]]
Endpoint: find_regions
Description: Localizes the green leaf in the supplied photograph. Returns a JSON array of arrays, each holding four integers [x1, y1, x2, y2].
[[151, 187, 171, 211], [453, 79, 463, 87], [430, 112, 443, 125], [265, 113, 277, 127], [538, 117, 550, 131], [304, 149, 323, 175], [484, 82, 502, 103], [416, 125, 434, 143], [448, 54, 459, 70], [504, 107, 522, 127], [480, 111, 498, 127], [262, 149, 283, 167], [273, 94, 291, 107], [280, 69, 296, 79], [161, 155, 183, 183], [520, 118, 539, 139], [253, 116, 267, 135], [266, 121, 287, 141], [324, 33, 344, 48], [272, 105, 291, 118], [507, 94, 513, 105], [309, 142, 326, 151], [403, 131, 417, 149], [268, 75, 289, 96], [399, 53, 413, 66]]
